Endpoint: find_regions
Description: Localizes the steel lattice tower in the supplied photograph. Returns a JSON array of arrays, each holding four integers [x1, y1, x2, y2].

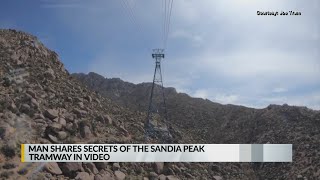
[[145, 49, 171, 142]]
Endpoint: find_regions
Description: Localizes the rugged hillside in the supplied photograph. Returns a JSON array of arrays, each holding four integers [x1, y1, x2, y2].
[[73, 72, 320, 179], [1, 29, 319, 179], [0, 29, 257, 180]]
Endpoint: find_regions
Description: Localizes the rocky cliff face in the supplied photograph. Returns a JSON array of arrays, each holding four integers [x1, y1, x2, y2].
[[73, 71, 320, 179]]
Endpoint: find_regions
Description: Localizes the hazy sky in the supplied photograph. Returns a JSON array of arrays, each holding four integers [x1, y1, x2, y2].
[[1, 0, 319, 109]]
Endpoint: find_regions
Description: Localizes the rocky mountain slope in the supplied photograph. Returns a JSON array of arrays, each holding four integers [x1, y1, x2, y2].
[[73, 72, 320, 179], [0, 29, 254, 180], [0, 29, 319, 179]]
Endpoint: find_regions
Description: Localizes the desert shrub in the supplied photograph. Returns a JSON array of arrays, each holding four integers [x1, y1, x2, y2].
[[0, 127, 5, 139], [3, 163, 16, 169], [1, 145, 16, 158], [91, 120, 97, 133], [17, 168, 28, 175], [79, 119, 89, 128], [0, 171, 13, 178]]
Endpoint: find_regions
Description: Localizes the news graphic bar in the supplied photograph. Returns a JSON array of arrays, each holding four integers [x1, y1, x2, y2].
[[21, 144, 292, 162]]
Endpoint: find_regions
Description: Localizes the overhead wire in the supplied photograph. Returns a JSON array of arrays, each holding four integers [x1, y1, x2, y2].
[[163, 0, 173, 50], [119, 0, 173, 50], [163, 0, 167, 49], [167, 0, 173, 49], [120, 0, 135, 27], [124, 0, 139, 28], [120, 0, 142, 34]]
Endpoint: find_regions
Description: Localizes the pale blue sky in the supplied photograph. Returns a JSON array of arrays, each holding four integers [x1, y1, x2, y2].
[[1, 0, 319, 109]]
